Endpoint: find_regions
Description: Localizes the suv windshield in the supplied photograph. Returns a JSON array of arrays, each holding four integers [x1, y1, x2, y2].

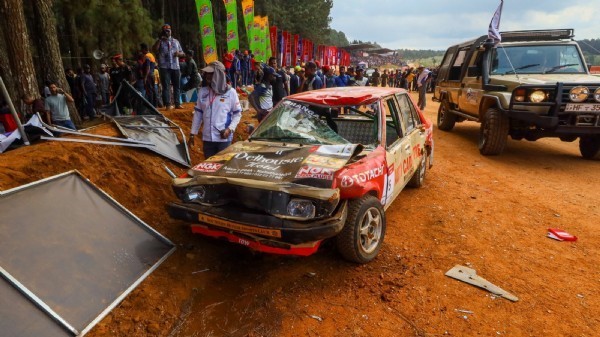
[[491, 45, 586, 75], [250, 100, 349, 145]]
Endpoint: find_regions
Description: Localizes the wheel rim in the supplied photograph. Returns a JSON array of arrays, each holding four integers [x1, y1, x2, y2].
[[358, 207, 383, 254], [438, 103, 447, 124], [479, 119, 489, 148], [418, 154, 426, 182]]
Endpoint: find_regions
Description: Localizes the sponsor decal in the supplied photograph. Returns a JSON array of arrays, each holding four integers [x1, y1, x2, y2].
[[198, 4, 211, 18], [193, 162, 223, 173], [340, 165, 385, 188], [204, 45, 215, 56], [226, 13, 235, 23], [243, 6, 253, 16], [295, 166, 334, 180], [198, 214, 281, 238], [205, 152, 236, 162], [303, 154, 347, 169], [227, 30, 237, 42], [202, 25, 213, 37]]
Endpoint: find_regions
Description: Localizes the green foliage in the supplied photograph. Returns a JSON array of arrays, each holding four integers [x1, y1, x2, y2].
[[578, 39, 600, 66], [254, 0, 334, 45]]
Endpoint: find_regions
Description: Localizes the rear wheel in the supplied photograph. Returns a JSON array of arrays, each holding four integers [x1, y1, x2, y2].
[[579, 136, 600, 159], [408, 150, 427, 188], [479, 108, 509, 155], [437, 99, 456, 131], [336, 195, 386, 264]]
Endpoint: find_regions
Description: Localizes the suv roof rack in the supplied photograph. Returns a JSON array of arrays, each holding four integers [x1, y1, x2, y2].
[[500, 29, 574, 43]]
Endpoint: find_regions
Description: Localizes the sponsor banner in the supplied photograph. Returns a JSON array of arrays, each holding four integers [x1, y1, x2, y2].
[[191, 142, 359, 188], [223, 0, 239, 52], [198, 214, 282, 238], [270, 26, 278, 60], [241, 0, 254, 48], [195, 0, 218, 63]]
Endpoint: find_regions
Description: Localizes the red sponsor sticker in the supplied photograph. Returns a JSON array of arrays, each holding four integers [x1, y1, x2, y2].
[[193, 162, 224, 173], [295, 166, 334, 180]]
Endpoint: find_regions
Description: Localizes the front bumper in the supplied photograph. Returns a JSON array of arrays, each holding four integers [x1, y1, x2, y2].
[[167, 199, 348, 245]]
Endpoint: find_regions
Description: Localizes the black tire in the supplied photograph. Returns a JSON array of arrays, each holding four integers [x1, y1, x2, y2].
[[579, 135, 600, 160], [437, 99, 456, 131], [408, 150, 427, 188], [479, 107, 509, 155], [336, 195, 386, 264]]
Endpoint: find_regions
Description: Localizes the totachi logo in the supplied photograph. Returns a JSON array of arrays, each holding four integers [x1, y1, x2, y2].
[[339, 165, 385, 188], [193, 162, 223, 173]]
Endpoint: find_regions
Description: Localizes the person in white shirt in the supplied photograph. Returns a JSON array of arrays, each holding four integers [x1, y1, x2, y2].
[[189, 61, 242, 158]]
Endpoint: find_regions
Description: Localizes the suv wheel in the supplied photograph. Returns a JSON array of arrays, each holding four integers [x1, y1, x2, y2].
[[437, 99, 456, 131], [479, 108, 509, 155], [579, 136, 600, 159], [408, 150, 427, 188], [336, 195, 386, 264]]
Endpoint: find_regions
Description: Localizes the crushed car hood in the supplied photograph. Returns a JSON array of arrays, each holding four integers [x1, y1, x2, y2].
[[188, 142, 363, 188]]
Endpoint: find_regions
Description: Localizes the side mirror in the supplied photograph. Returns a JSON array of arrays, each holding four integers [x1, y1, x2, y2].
[[467, 66, 481, 77]]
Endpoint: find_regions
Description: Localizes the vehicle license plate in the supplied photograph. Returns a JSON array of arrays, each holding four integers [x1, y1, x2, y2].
[[565, 103, 600, 112]]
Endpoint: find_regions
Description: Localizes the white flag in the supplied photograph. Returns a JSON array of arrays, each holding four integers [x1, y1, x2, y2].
[[488, 0, 504, 45]]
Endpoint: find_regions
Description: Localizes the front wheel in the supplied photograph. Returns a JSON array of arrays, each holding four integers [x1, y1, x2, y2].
[[579, 135, 600, 159], [437, 99, 456, 131], [336, 195, 386, 264], [479, 108, 509, 155]]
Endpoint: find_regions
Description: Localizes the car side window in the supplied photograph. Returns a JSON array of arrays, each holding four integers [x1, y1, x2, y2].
[[384, 97, 403, 148], [448, 49, 468, 81], [396, 93, 416, 134]]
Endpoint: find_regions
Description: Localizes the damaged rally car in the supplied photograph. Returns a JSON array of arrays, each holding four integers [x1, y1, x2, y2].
[[168, 87, 433, 263]]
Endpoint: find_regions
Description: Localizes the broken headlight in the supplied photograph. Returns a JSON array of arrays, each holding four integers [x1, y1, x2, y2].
[[287, 199, 316, 219]]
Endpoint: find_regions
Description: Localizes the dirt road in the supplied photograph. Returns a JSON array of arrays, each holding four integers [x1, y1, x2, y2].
[[1, 93, 598, 336]]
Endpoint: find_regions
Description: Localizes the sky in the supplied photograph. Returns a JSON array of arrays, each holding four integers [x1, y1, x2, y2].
[[330, 0, 600, 50]]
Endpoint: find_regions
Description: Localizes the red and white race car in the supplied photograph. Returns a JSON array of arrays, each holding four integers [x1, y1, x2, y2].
[[168, 87, 433, 263]]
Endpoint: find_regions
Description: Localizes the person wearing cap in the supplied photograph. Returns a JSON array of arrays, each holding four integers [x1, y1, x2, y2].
[[352, 67, 369, 86], [97, 64, 110, 106], [152, 24, 185, 109], [189, 61, 242, 158], [248, 66, 276, 122], [416, 66, 430, 110], [300, 61, 323, 92]]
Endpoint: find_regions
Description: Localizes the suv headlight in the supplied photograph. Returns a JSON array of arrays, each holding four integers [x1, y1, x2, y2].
[[569, 86, 589, 102], [529, 90, 547, 103], [287, 199, 316, 219], [184, 186, 206, 203]]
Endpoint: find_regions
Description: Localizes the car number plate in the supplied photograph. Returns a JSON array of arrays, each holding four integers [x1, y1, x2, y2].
[[565, 103, 600, 112], [198, 214, 282, 238]]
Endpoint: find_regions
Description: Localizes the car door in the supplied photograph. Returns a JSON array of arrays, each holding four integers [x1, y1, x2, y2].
[[396, 93, 425, 177], [457, 50, 483, 115], [382, 96, 411, 207]]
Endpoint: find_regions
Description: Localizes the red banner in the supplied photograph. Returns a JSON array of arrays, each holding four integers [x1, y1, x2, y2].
[[285, 31, 292, 67], [269, 26, 278, 60]]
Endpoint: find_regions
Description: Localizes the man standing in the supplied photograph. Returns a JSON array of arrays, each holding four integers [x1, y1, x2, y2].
[[241, 50, 250, 86], [334, 66, 350, 87], [153, 24, 185, 109], [182, 50, 200, 92], [97, 64, 110, 106], [141, 43, 157, 106], [416, 66, 430, 110], [300, 61, 323, 92], [188, 61, 242, 158], [289, 66, 301, 95], [249, 66, 276, 121], [381, 69, 389, 87], [268, 57, 287, 106], [353, 68, 369, 86], [81, 64, 97, 120], [45, 81, 76, 130], [371, 68, 381, 87]]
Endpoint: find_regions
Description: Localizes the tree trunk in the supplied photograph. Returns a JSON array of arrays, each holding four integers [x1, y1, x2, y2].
[[63, 4, 81, 68], [0, 0, 40, 100], [0, 23, 18, 104], [32, 0, 81, 125]]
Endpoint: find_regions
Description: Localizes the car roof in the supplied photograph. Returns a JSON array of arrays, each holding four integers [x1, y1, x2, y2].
[[286, 87, 406, 107]]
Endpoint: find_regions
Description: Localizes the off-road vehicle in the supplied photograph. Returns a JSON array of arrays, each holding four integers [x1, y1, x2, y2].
[[434, 29, 600, 159]]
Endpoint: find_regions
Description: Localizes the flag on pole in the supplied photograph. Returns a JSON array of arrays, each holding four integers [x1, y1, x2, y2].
[[488, 0, 504, 45], [241, 0, 254, 48], [195, 0, 218, 63]]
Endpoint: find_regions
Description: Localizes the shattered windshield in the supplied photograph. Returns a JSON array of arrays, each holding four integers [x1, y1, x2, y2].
[[491, 45, 586, 75], [250, 100, 349, 145]]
